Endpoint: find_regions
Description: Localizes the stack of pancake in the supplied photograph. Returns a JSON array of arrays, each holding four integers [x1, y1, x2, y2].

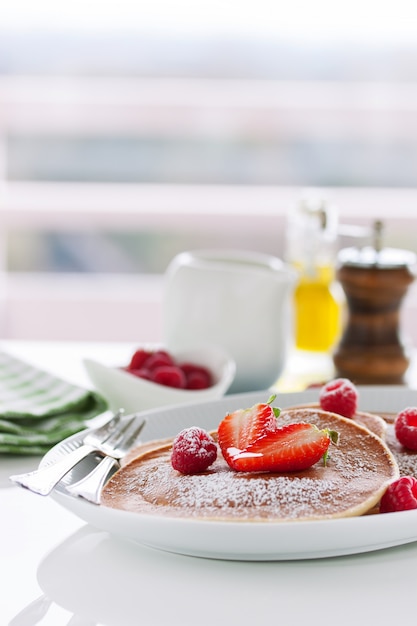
[[101, 405, 409, 522]]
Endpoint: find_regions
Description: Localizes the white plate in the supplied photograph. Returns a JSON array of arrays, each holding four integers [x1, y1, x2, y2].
[[45, 386, 417, 561]]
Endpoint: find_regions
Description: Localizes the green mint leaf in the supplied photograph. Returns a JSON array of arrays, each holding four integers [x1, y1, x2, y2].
[[327, 429, 339, 445]]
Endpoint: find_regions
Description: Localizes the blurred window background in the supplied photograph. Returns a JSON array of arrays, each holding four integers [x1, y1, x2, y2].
[[1, 1, 417, 341]]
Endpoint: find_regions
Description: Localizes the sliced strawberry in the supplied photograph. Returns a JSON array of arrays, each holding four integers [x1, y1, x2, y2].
[[228, 422, 332, 473], [217, 396, 280, 466]]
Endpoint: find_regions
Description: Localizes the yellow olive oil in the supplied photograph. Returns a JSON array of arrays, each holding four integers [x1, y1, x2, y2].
[[286, 194, 342, 353], [293, 264, 342, 352]]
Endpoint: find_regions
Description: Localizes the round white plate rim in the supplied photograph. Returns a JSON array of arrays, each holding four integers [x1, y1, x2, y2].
[[44, 386, 417, 561]]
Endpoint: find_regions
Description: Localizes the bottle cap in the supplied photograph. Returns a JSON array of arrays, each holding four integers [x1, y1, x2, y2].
[[286, 192, 338, 271], [338, 220, 416, 270]]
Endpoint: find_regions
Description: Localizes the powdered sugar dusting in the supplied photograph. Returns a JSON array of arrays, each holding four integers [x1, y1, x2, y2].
[[385, 423, 417, 479], [102, 409, 398, 521], [171, 426, 217, 474]]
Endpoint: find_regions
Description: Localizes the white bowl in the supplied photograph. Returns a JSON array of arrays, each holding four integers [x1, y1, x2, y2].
[[83, 345, 236, 414]]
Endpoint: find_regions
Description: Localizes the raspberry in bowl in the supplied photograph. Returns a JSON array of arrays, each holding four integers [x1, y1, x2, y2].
[[83, 345, 236, 413]]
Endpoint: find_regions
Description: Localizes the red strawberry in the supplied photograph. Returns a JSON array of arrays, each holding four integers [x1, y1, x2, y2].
[[217, 396, 280, 467], [228, 422, 332, 472]]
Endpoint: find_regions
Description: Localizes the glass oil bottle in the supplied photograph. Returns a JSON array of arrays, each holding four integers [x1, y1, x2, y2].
[[286, 193, 342, 352]]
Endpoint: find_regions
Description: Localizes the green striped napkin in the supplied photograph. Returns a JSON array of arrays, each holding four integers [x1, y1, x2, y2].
[[0, 351, 108, 455]]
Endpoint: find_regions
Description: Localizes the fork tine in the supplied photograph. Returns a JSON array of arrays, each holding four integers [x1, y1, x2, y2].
[[98, 416, 146, 458], [117, 417, 147, 450], [65, 417, 146, 503], [101, 415, 142, 450], [93, 408, 124, 443]]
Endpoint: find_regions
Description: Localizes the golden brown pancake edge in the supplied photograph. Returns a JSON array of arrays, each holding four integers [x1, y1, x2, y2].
[[102, 408, 399, 522]]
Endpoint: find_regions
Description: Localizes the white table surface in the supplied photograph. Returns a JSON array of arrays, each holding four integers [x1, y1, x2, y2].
[[2, 340, 417, 626]]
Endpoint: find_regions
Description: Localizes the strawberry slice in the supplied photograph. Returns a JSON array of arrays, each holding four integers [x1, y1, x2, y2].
[[217, 395, 280, 467], [228, 422, 332, 473]]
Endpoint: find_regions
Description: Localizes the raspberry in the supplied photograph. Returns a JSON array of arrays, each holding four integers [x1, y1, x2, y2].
[[130, 368, 152, 381], [186, 370, 211, 389], [171, 427, 217, 474], [124, 349, 214, 390], [150, 365, 186, 388], [394, 407, 417, 450], [319, 378, 358, 418], [145, 350, 175, 371], [128, 349, 151, 371], [181, 363, 213, 389], [379, 476, 417, 513]]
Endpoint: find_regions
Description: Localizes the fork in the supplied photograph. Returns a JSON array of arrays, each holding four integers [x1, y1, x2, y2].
[[9, 410, 125, 496], [65, 416, 146, 504]]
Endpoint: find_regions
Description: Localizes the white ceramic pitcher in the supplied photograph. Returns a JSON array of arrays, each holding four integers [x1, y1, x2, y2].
[[163, 249, 296, 393]]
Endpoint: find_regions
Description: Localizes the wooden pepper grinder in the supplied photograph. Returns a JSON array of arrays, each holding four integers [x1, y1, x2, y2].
[[333, 221, 416, 384]]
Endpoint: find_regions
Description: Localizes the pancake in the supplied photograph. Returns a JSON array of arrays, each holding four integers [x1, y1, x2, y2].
[[384, 423, 417, 479], [285, 402, 387, 439], [352, 411, 387, 439], [101, 408, 399, 522], [292, 408, 417, 479], [289, 406, 417, 479]]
